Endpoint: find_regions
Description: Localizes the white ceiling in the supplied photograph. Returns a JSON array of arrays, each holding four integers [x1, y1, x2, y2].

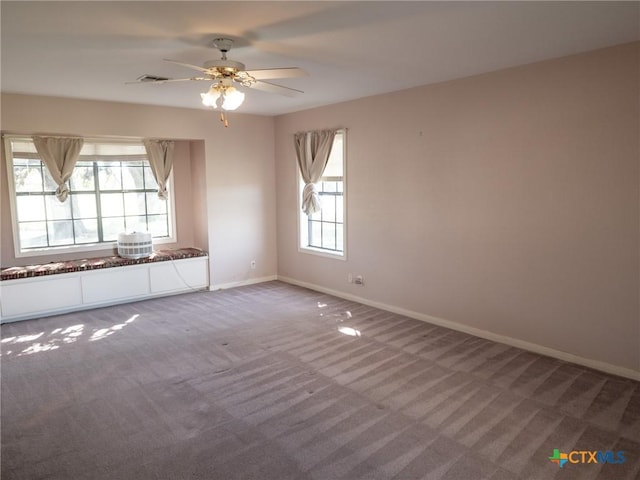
[[2, 1, 638, 116]]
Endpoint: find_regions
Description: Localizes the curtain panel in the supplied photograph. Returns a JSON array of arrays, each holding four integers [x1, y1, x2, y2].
[[143, 139, 175, 200], [32, 136, 84, 202], [294, 129, 337, 216]]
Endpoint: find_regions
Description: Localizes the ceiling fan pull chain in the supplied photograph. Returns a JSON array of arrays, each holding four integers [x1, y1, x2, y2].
[[219, 111, 229, 128]]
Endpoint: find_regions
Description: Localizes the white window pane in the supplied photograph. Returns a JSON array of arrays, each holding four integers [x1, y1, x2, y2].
[[100, 193, 124, 217], [102, 217, 125, 241], [17, 196, 46, 221], [19, 222, 48, 248], [322, 223, 336, 250], [74, 219, 98, 243], [43, 168, 58, 192], [336, 224, 344, 252], [98, 164, 122, 190], [124, 192, 147, 215], [122, 165, 145, 190], [147, 215, 168, 237], [144, 166, 158, 189], [145, 193, 167, 214], [310, 221, 322, 247], [14, 165, 43, 192], [48, 221, 74, 246], [45, 195, 72, 220], [336, 195, 344, 223], [323, 181, 337, 193], [322, 195, 336, 222], [70, 166, 95, 191], [125, 216, 148, 232], [72, 194, 97, 218]]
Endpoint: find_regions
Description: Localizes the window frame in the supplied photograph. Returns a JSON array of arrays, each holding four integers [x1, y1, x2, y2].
[[297, 128, 347, 260], [4, 136, 177, 259]]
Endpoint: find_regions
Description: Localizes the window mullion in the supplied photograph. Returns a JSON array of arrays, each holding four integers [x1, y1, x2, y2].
[[143, 166, 149, 232], [69, 189, 77, 246], [335, 190, 338, 249], [94, 162, 105, 242]]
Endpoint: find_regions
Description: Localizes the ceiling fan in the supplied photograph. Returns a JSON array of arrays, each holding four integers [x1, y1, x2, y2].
[[134, 37, 307, 126]]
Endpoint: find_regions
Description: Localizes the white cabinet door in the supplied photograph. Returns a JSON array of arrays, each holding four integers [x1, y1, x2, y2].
[[1, 275, 82, 318], [81, 267, 150, 304], [150, 258, 208, 293]]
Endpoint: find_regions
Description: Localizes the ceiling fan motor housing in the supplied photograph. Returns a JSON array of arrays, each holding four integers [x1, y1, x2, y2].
[[203, 59, 246, 74]]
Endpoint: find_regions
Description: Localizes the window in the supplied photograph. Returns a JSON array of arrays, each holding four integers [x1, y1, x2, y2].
[[5, 137, 175, 257], [299, 129, 346, 258]]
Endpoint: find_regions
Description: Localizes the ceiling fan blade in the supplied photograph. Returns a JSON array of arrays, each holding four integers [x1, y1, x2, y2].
[[246, 67, 308, 80], [163, 59, 209, 73], [127, 75, 211, 84], [251, 80, 304, 97]]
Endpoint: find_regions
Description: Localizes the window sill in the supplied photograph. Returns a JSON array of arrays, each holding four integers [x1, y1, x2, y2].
[[298, 246, 346, 261]]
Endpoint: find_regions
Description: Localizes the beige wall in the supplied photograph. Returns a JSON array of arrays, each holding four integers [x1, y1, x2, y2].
[[275, 43, 640, 374], [0, 94, 277, 286], [189, 140, 209, 252]]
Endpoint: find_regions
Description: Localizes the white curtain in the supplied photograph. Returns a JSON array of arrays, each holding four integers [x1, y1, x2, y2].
[[32, 136, 84, 202], [294, 129, 336, 216], [144, 139, 175, 200]]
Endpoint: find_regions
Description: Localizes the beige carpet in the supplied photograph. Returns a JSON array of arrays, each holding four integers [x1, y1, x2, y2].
[[1, 281, 639, 479]]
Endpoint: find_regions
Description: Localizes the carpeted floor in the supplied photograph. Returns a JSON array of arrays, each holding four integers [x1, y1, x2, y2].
[[1, 281, 639, 479]]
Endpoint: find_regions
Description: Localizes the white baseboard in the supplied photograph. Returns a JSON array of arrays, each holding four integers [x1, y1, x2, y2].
[[277, 276, 640, 382], [210, 275, 278, 291]]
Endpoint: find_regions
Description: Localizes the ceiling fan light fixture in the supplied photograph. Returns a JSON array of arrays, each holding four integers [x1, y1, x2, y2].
[[201, 85, 220, 108], [221, 86, 245, 111]]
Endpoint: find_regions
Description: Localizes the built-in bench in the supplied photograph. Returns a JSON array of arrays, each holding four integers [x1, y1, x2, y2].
[[0, 248, 209, 323]]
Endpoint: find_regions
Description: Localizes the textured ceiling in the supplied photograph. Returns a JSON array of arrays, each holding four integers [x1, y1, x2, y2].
[[1, 1, 638, 115]]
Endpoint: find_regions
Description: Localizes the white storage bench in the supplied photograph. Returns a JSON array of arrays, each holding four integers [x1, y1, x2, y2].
[[0, 248, 209, 323]]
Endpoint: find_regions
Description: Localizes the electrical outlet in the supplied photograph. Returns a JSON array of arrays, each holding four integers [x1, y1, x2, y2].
[[250, 260, 256, 270], [348, 273, 353, 283], [354, 275, 364, 286]]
